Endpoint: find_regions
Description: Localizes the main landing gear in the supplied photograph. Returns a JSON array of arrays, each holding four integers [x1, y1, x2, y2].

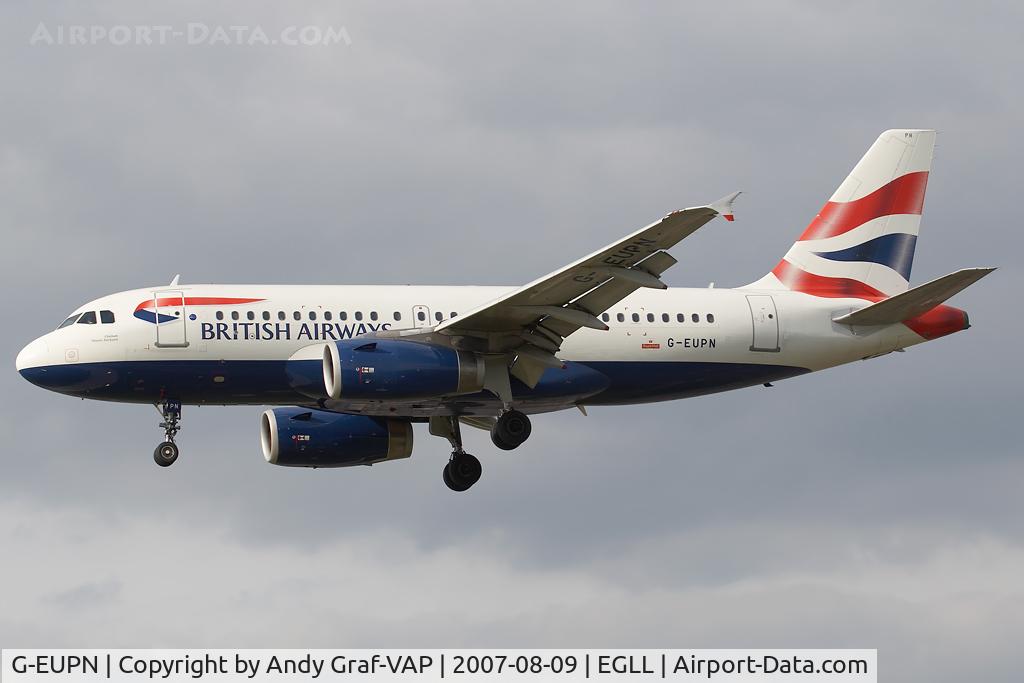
[[430, 409, 533, 492], [431, 416, 482, 492], [153, 399, 182, 467], [443, 451, 482, 492], [490, 409, 532, 451]]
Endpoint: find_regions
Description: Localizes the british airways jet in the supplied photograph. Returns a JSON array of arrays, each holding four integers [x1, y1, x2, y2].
[[16, 130, 992, 491]]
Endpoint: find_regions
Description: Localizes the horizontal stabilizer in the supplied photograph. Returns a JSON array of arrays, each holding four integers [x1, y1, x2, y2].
[[833, 267, 995, 326]]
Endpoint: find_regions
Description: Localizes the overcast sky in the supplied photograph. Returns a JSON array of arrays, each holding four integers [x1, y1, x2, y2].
[[1, 1, 1021, 679]]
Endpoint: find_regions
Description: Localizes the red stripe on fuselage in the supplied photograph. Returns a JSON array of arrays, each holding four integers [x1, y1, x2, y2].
[[797, 171, 929, 242], [135, 297, 264, 312], [771, 260, 886, 300]]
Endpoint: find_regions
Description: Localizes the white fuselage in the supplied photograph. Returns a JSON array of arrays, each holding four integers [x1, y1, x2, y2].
[[15, 283, 925, 416]]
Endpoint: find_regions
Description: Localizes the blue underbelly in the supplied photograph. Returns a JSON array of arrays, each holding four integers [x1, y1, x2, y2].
[[19, 359, 809, 408], [578, 361, 809, 404]]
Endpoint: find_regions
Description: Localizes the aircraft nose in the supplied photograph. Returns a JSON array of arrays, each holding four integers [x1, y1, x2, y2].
[[15, 336, 50, 374]]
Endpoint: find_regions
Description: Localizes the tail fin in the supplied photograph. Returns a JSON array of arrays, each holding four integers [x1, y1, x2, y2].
[[748, 129, 935, 298]]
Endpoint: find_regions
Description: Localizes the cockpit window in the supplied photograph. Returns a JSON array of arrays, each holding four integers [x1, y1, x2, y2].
[[100, 310, 115, 324], [77, 311, 97, 325], [58, 314, 81, 329]]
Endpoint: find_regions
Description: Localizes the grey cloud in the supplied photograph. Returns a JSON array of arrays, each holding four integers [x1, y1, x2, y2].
[[46, 579, 122, 610]]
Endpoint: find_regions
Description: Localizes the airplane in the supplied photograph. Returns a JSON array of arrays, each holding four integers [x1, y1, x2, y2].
[[15, 129, 993, 491]]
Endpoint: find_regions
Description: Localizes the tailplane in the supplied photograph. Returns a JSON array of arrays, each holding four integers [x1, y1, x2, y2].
[[833, 267, 994, 326], [748, 129, 936, 298]]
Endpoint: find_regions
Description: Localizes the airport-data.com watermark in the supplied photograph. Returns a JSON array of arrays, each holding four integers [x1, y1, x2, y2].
[[29, 23, 351, 47]]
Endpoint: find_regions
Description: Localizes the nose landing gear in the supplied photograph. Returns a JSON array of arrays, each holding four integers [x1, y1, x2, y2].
[[153, 400, 182, 467]]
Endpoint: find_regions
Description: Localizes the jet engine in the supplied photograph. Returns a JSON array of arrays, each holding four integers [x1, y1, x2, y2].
[[322, 339, 484, 400], [260, 406, 413, 467]]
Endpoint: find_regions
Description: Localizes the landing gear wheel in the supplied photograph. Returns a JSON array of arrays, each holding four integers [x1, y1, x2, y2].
[[491, 410, 532, 450], [443, 452, 482, 492], [153, 441, 179, 467], [153, 400, 183, 468]]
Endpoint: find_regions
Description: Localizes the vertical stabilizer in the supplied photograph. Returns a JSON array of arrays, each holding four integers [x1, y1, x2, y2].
[[747, 129, 935, 298]]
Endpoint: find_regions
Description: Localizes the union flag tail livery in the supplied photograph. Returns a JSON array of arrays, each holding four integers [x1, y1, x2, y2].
[[753, 129, 934, 298], [15, 130, 994, 492]]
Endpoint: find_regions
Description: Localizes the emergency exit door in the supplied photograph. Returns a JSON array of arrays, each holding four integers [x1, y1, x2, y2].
[[153, 290, 188, 348], [412, 305, 431, 329], [746, 295, 780, 352]]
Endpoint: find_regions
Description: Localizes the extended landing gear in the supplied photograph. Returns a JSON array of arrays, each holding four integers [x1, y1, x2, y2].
[[154, 441, 179, 467], [430, 416, 482, 492], [443, 452, 482, 492], [428, 409, 534, 491], [490, 409, 532, 451], [153, 400, 182, 467]]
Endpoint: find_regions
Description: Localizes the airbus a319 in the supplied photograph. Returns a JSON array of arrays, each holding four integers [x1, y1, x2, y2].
[[16, 130, 992, 491]]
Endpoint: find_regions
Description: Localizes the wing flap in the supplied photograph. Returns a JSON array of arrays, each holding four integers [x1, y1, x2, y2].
[[539, 251, 678, 338]]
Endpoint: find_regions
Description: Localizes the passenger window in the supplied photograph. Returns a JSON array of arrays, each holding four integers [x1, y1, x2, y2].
[[77, 311, 97, 325], [262, 311, 270, 321], [394, 311, 402, 321], [435, 311, 443, 322], [324, 311, 332, 321], [617, 313, 625, 322], [355, 311, 363, 321], [371, 311, 379, 321], [100, 310, 115, 324], [231, 311, 240, 321], [340, 312, 348, 321], [309, 311, 317, 321], [677, 313, 684, 323], [417, 311, 426, 321], [631, 313, 640, 323], [647, 313, 655, 323], [662, 313, 669, 323], [58, 314, 81, 329], [707, 313, 715, 323], [450, 312, 457, 318], [293, 311, 301, 321], [247, 311, 255, 321], [692, 313, 700, 323], [216, 311, 224, 320], [278, 311, 285, 321], [601, 313, 610, 322]]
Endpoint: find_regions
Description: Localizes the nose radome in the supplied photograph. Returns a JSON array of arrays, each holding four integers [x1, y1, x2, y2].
[[16, 337, 49, 373]]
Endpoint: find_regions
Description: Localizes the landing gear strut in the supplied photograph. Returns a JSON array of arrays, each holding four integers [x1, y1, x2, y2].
[[153, 399, 181, 467], [491, 409, 532, 450], [432, 416, 482, 492]]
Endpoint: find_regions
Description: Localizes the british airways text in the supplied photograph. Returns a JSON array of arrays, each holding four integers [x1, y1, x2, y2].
[[201, 322, 392, 341]]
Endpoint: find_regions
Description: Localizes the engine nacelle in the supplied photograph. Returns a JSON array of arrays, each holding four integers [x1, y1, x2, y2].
[[260, 406, 413, 468], [323, 339, 484, 400]]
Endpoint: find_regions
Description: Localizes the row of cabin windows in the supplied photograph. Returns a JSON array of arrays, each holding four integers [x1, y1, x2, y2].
[[207, 309, 711, 325], [58, 310, 115, 328], [212, 310, 461, 323], [600, 312, 715, 324]]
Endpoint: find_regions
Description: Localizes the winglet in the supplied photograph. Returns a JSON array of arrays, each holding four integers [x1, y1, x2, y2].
[[709, 191, 741, 221]]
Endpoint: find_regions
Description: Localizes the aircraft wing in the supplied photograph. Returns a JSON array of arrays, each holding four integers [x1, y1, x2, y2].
[[434, 193, 740, 388]]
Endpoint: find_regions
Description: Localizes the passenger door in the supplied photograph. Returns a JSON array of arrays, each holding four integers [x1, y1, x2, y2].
[[746, 295, 780, 352], [153, 290, 188, 348]]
